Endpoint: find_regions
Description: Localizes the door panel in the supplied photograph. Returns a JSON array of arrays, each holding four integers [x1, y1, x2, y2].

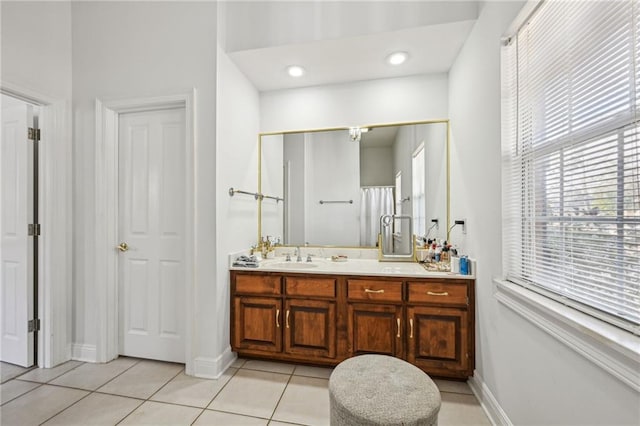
[[406, 306, 469, 374], [118, 108, 185, 363], [348, 303, 403, 358], [1, 101, 34, 367], [284, 299, 336, 358], [233, 296, 282, 352]]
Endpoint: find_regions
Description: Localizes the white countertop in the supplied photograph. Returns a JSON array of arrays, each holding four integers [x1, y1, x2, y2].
[[229, 255, 475, 279]]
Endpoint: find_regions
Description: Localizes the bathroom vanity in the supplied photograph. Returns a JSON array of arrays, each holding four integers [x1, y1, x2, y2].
[[230, 258, 475, 379]]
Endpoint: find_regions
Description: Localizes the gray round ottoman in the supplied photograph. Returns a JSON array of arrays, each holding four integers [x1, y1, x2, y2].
[[329, 355, 441, 426]]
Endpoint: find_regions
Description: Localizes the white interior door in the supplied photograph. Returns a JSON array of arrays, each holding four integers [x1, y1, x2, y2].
[[0, 98, 34, 367], [118, 108, 186, 363]]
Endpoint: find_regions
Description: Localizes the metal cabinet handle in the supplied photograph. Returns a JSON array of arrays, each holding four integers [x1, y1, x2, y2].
[[117, 242, 129, 252], [427, 291, 449, 296], [286, 310, 290, 329], [409, 318, 414, 339], [364, 289, 385, 294], [396, 318, 401, 338], [276, 309, 280, 328]]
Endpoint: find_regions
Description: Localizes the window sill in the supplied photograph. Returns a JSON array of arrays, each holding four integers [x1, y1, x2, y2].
[[493, 279, 640, 392]]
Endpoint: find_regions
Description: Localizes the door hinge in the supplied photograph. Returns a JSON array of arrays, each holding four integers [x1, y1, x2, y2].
[[28, 224, 41, 236], [28, 127, 41, 141], [28, 319, 41, 333]]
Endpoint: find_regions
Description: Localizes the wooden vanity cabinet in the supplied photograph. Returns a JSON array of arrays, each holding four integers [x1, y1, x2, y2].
[[346, 278, 404, 358], [406, 279, 474, 378], [406, 305, 469, 376], [348, 303, 404, 358], [231, 271, 475, 379], [231, 272, 339, 364]]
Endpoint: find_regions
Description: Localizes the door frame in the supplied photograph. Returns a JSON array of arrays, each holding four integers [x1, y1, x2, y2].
[[0, 81, 72, 368], [95, 91, 196, 372]]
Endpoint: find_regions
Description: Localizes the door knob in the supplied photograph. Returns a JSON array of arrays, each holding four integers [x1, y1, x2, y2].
[[117, 242, 129, 252]]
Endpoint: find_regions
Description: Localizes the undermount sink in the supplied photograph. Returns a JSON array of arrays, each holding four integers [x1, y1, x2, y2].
[[265, 262, 319, 269]]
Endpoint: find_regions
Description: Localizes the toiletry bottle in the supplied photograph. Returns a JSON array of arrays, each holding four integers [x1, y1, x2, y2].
[[451, 255, 460, 274], [460, 256, 469, 275]]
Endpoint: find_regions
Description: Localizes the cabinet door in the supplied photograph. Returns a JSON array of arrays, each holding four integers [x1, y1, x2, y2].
[[284, 299, 336, 359], [406, 306, 469, 375], [233, 297, 282, 353], [348, 303, 404, 358]]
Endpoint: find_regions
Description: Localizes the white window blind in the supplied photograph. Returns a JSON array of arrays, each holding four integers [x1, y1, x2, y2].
[[502, 0, 640, 333]]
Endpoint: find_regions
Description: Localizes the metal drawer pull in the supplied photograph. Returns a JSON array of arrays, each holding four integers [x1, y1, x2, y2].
[[364, 289, 385, 294], [396, 318, 401, 338], [409, 318, 414, 339], [276, 309, 280, 328], [286, 310, 290, 329], [427, 291, 449, 296]]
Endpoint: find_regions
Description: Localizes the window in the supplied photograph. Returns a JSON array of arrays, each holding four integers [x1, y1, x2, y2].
[[395, 172, 402, 216], [502, 0, 640, 333], [412, 143, 426, 237], [395, 172, 402, 233]]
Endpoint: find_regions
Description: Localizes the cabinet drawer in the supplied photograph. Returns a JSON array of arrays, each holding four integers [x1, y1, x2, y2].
[[347, 279, 403, 302], [407, 281, 468, 305], [285, 277, 336, 298], [235, 274, 281, 295]]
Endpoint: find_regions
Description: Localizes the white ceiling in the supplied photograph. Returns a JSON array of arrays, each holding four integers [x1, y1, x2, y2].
[[228, 20, 476, 92], [360, 126, 399, 148]]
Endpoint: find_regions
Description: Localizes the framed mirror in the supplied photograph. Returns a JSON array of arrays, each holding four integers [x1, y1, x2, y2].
[[258, 120, 450, 248]]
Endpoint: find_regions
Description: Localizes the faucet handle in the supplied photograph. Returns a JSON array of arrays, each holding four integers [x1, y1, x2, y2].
[[285, 253, 291, 262], [306, 254, 313, 262]]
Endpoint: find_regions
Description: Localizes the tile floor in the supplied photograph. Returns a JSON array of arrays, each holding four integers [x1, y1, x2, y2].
[[0, 358, 490, 426]]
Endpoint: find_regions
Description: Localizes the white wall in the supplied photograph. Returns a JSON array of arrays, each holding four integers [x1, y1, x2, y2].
[[261, 134, 284, 242], [215, 45, 260, 368], [392, 126, 415, 223], [1, 1, 72, 100], [1, 1, 73, 367], [71, 1, 219, 367], [449, 2, 640, 424], [305, 131, 360, 246], [422, 123, 447, 241], [260, 73, 449, 132], [283, 133, 306, 244], [360, 146, 393, 187]]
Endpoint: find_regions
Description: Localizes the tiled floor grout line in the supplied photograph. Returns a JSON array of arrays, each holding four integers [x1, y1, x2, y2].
[[35, 358, 146, 426], [115, 363, 186, 425], [268, 370, 296, 425], [0, 360, 87, 411], [0, 364, 37, 384], [0, 382, 44, 407], [90, 357, 144, 393], [38, 387, 95, 425], [189, 364, 243, 425]]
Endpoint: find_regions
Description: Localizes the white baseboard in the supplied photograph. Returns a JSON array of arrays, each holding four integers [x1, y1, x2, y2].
[[468, 372, 512, 426], [192, 346, 236, 379], [71, 343, 97, 363]]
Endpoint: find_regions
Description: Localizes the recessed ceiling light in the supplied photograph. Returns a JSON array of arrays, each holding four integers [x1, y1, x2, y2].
[[387, 51, 408, 66], [286, 65, 305, 77]]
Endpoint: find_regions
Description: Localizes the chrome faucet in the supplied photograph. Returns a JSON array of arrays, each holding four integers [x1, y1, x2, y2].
[[296, 246, 302, 262]]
